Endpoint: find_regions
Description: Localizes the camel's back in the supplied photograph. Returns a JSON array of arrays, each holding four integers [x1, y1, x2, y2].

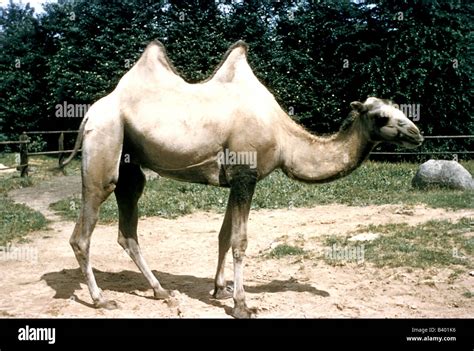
[[115, 41, 283, 151], [85, 41, 285, 180]]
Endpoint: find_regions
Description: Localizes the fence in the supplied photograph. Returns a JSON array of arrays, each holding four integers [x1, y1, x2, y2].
[[369, 135, 473, 161], [0, 130, 80, 177], [0, 133, 472, 177]]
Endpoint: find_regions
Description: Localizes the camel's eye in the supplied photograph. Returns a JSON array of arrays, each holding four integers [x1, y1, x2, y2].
[[374, 115, 390, 128]]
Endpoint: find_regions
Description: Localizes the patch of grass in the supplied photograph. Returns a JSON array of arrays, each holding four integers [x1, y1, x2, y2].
[[0, 154, 71, 242], [462, 291, 473, 298], [50, 178, 231, 223], [0, 153, 81, 182], [254, 160, 474, 210], [0, 176, 33, 194], [323, 218, 473, 268], [0, 154, 81, 194], [268, 244, 306, 259], [50, 161, 474, 223], [0, 195, 49, 246]]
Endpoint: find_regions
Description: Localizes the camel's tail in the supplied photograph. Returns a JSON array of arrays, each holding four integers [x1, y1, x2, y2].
[[59, 115, 89, 168]]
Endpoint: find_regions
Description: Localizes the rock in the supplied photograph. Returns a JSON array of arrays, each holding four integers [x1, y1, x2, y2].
[[469, 271, 474, 277], [412, 159, 474, 190], [394, 208, 414, 216]]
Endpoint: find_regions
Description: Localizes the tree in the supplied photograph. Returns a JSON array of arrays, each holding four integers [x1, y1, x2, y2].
[[0, 0, 471, 156], [0, 1, 48, 139]]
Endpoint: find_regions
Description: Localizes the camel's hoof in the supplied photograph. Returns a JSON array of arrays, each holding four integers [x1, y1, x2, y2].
[[95, 299, 118, 310], [154, 288, 174, 300], [231, 305, 257, 319], [213, 286, 233, 300]]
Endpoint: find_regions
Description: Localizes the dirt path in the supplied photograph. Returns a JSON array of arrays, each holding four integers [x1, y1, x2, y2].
[[1, 196, 472, 317], [8, 175, 81, 221], [7, 170, 157, 221]]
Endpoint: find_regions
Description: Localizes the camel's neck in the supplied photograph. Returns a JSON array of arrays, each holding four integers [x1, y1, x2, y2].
[[280, 113, 376, 183]]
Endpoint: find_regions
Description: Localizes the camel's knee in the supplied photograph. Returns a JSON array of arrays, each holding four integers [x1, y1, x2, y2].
[[232, 248, 246, 260], [117, 233, 140, 257], [69, 235, 89, 258], [117, 234, 127, 250], [117, 233, 133, 251], [69, 221, 94, 258], [232, 237, 248, 259]]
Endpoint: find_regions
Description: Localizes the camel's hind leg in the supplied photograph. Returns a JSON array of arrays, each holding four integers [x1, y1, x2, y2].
[[115, 163, 172, 299], [70, 108, 123, 309], [213, 202, 233, 299], [70, 186, 117, 309], [70, 151, 121, 308]]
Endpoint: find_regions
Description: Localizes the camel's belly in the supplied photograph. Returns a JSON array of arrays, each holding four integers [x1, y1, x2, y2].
[[122, 127, 270, 187], [148, 160, 227, 187]]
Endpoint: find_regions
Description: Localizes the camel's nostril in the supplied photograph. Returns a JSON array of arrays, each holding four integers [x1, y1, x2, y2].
[[413, 134, 424, 145]]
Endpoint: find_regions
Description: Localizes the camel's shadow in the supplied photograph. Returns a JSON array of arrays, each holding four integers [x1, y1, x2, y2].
[[41, 268, 329, 312]]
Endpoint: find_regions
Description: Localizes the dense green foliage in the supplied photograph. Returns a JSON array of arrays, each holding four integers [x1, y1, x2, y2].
[[1, 0, 472, 154]]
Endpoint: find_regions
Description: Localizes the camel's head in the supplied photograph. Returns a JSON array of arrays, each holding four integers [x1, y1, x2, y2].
[[350, 97, 424, 149]]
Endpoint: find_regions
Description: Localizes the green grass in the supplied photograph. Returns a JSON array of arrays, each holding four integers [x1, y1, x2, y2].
[[0, 176, 33, 194], [50, 160, 474, 223], [0, 195, 49, 246], [268, 244, 306, 259], [323, 217, 473, 268], [462, 291, 473, 298], [0, 154, 77, 242], [0, 154, 81, 193], [50, 178, 230, 223]]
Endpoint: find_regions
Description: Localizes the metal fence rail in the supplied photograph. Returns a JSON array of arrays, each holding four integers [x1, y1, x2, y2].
[[371, 151, 473, 155], [2, 133, 473, 177], [25, 130, 79, 134], [0, 130, 80, 176], [370, 135, 473, 156], [0, 140, 29, 145]]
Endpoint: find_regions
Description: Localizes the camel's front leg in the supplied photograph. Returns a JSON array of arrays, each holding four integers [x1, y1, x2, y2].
[[115, 163, 173, 300], [227, 166, 257, 318]]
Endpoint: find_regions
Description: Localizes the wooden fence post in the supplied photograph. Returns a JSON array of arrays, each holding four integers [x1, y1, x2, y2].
[[58, 132, 65, 171], [19, 132, 29, 177]]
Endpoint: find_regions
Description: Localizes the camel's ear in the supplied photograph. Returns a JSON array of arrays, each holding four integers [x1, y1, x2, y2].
[[350, 101, 365, 112]]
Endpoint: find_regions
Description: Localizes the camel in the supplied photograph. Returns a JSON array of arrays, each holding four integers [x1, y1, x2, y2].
[[62, 40, 423, 318]]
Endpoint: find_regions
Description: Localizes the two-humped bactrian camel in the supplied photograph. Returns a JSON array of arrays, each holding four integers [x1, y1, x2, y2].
[[63, 40, 423, 318]]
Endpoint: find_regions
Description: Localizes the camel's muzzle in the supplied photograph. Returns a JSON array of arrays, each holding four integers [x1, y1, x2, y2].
[[398, 131, 424, 149]]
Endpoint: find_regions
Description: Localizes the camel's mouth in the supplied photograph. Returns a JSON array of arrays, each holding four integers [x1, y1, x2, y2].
[[401, 140, 423, 149], [397, 134, 424, 149]]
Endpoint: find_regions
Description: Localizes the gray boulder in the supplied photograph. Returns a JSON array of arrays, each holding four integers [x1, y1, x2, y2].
[[412, 159, 474, 190]]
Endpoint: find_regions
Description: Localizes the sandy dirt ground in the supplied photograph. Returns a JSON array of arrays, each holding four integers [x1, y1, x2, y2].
[[1, 186, 473, 318]]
